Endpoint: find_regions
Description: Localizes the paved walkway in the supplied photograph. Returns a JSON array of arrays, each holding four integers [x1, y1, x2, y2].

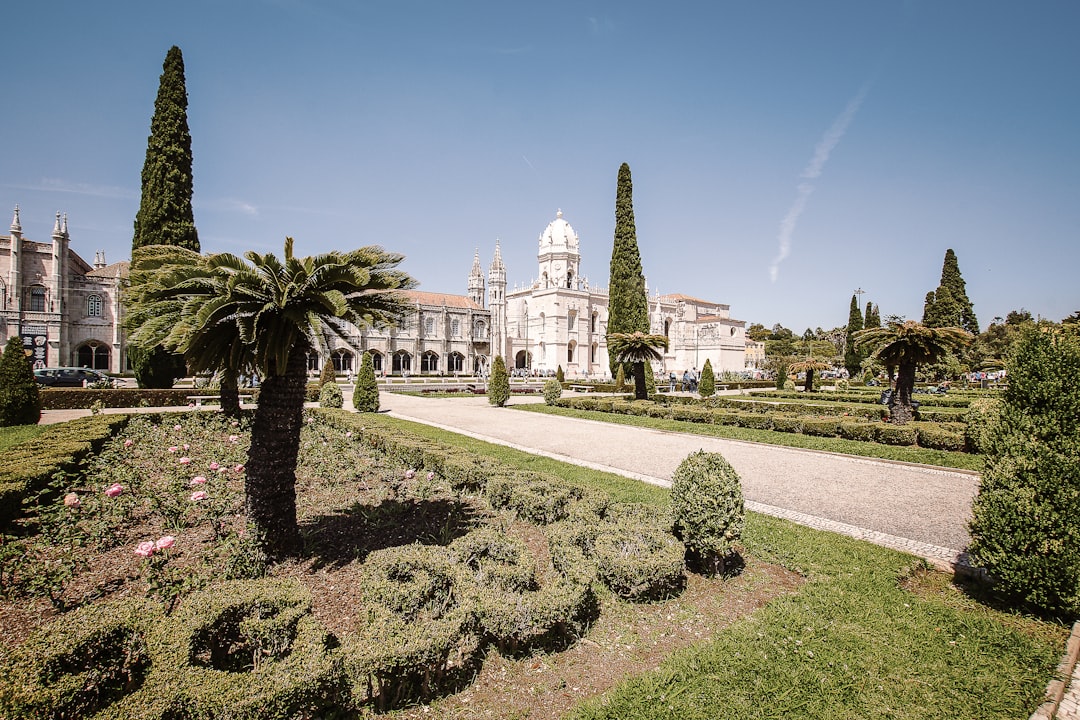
[[381, 393, 979, 570]]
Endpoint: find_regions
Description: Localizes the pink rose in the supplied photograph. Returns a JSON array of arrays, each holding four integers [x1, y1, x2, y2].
[[134, 541, 155, 558], [168, 446, 179, 453], [64, 492, 81, 507], [190, 476, 207, 486], [234, 464, 245, 474], [124, 439, 134, 448], [179, 457, 191, 465], [105, 483, 123, 497], [183, 444, 190, 450], [187, 402, 195, 408], [228, 435, 239, 443], [404, 469, 416, 479], [345, 431, 353, 438], [426, 471, 435, 481], [209, 462, 221, 471], [190, 490, 208, 502], [173, 424, 183, 431], [155, 536, 175, 550]]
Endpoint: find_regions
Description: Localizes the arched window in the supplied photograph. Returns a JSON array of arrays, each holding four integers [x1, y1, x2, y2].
[[421, 351, 439, 373], [76, 343, 110, 370], [591, 343, 598, 363], [332, 349, 354, 372], [307, 352, 320, 372], [473, 319, 486, 337], [664, 318, 672, 338], [86, 294, 103, 318], [567, 340, 576, 363], [392, 350, 412, 374], [566, 270, 573, 288], [30, 286, 46, 312], [0, 277, 6, 310], [447, 352, 464, 373], [591, 312, 598, 333], [368, 350, 383, 373]]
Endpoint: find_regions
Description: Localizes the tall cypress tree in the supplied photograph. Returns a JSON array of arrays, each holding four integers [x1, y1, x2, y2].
[[0, 336, 41, 426], [843, 294, 864, 378], [924, 249, 978, 334], [129, 46, 198, 388], [607, 163, 650, 375], [866, 303, 881, 329]]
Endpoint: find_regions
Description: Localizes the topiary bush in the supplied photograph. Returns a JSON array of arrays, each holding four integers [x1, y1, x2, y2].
[[593, 515, 685, 601], [319, 360, 337, 388], [487, 356, 510, 407], [875, 424, 918, 446], [801, 417, 840, 437], [915, 424, 966, 451], [319, 380, 343, 408], [0, 335, 41, 427], [771, 415, 802, 433], [353, 351, 380, 412], [670, 450, 744, 574], [964, 397, 1002, 454], [543, 379, 563, 405], [969, 328, 1080, 617], [698, 358, 715, 398], [839, 422, 877, 442]]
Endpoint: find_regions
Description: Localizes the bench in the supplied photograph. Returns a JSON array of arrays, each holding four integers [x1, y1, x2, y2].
[[568, 384, 595, 393], [187, 395, 253, 408]]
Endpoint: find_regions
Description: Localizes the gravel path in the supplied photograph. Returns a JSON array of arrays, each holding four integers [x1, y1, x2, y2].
[[382, 393, 979, 569]]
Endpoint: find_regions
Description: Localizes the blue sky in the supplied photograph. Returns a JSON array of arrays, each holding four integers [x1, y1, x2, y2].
[[3, 1, 1077, 332]]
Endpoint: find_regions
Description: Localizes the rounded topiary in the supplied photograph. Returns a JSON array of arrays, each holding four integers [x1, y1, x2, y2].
[[698, 359, 716, 398], [543, 379, 562, 405], [670, 450, 745, 573], [319, 359, 337, 388], [319, 380, 343, 408], [969, 327, 1080, 617], [0, 335, 41, 426], [353, 351, 379, 412], [593, 516, 685, 601], [487, 356, 510, 407], [555, 365, 565, 383]]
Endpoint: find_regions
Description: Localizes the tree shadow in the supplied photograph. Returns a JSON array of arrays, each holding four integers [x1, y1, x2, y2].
[[301, 497, 487, 570]]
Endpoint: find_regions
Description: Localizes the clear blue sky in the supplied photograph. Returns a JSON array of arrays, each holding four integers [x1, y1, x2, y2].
[[3, 1, 1077, 333]]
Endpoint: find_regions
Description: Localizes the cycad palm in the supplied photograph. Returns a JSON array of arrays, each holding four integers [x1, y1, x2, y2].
[[854, 320, 971, 424], [125, 238, 415, 558], [789, 356, 831, 393], [606, 331, 669, 400]]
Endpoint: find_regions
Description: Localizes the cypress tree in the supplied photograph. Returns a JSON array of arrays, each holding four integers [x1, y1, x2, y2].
[[607, 163, 650, 375], [129, 46, 199, 388], [488, 355, 510, 407], [353, 352, 379, 412], [843, 294, 864, 378], [319, 359, 336, 388], [698, 358, 716, 398], [0, 336, 41, 426], [133, 46, 199, 251], [867, 303, 881, 329], [924, 249, 978, 334]]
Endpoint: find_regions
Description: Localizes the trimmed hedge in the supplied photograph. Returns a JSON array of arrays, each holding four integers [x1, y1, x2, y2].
[[875, 424, 918, 446]]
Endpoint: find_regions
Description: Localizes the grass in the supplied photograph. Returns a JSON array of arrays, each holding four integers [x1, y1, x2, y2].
[[366, 414, 1065, 719], [514, 403, 984, 472], [0, 424, 48, 453]]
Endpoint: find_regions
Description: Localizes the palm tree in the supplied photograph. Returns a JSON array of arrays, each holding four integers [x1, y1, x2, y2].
[[789, 356, 831, 393], [854, 320, 971, 424], [606, 331, 669, 400], [125, 239, 416, 558]]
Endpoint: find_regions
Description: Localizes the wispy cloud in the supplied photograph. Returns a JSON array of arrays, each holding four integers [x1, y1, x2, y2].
[[522, 155, 537, 172], [769, 85, 870, 282], [4, 178, 137, 200], [196, 197, 259, 217]]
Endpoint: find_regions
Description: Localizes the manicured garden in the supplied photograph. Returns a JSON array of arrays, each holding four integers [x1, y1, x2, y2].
[[0, 409, 1065, 719]]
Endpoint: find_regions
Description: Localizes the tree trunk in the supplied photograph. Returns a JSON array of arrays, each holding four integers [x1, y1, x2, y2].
[[632, 362, 648, 400], [804, 368, 815, 392], [890, 360, 916, 425], [219, 369, 241, 417], [245, 343, 308, 559]]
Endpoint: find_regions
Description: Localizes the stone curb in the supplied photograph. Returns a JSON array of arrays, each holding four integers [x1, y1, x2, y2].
[[1030, 621, 1080, 720]]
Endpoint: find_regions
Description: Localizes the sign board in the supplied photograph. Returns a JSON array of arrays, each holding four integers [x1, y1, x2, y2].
[[20, 325, 48, 369]]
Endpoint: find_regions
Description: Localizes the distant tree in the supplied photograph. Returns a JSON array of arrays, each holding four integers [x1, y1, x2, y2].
[[614, 364, 627, 392], [607, 332, 669, 400], [698, 358, 716, 397], [866, 303, 881, 329], [353, 352, 379, 412], [488, 355, 510, 407], [129, 45, 200, 389], [767, 355, 795, 391], [607, 163, 650, 375], [0, 336, 40, 426], [843, 294, 864, 378], [855, 321, 971, 424], [791, 356, 831, 393], [1063, 311, 1080, 326], [555, 365, 565, 383], [319, 359, 336, 388], [969, 327, 1080, 616], [1007, 309, 1034, 326], [765, 324, 796, 357], [924, 249, 978, 334], [746, 323, 770, 342]]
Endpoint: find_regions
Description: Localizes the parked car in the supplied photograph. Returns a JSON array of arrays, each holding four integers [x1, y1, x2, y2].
[[33, 367, 109, 387]]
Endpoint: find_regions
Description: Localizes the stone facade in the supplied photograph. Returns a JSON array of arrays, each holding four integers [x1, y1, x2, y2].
[[0, 207, 126, 372]]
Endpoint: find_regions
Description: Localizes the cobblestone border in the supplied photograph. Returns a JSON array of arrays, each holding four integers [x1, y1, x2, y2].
[[1030, 621, 1080, 720]]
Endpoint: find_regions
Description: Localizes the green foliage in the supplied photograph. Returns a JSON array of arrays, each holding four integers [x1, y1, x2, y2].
[[593, 516, 685, 601], [670, 451, 745, 570], [925, 248, 979, 335], [643, 359, 656, 398], [127, 343, 187, 389], [319, 360, 336, 388], [698, 358, 715, 397], [607, 163, 650, 374], [353, 352, 380, 412], [0, 336, 40, 426], [614, 364, 626, 391], [318, 380, 343, 408], [543, 378, 563, 405], [555, 365, 565, 383], [969, 328, 1080, 616], [487, 355, 510, 407], [964, 397, 1001, 454], [844, 294, 864, 377], [133, 46, 199, 252]]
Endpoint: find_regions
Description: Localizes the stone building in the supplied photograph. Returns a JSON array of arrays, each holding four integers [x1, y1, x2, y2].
[[0, 207, 127, 372]]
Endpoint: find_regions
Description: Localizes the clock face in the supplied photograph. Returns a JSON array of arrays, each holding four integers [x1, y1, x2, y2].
[[553, 263, 562, 271]]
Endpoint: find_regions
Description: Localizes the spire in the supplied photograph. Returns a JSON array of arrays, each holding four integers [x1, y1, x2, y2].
[[53, 211, 63, 237], [61, 213, 69, 237], [490, 239, 505, 272], [10, 205, 21, 233]]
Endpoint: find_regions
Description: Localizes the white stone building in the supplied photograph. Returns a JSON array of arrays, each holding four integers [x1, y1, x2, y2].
[[0, 207, 127, 372]]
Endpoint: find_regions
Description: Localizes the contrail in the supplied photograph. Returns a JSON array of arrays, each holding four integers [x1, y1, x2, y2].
[[769, 85, 870, 282]]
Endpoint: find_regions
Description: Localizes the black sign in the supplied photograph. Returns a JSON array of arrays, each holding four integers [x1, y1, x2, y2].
[[19, 325, 47, 369]]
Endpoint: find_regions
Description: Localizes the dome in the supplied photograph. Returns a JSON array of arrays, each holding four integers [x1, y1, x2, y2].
[[538, 209, 579, 251]]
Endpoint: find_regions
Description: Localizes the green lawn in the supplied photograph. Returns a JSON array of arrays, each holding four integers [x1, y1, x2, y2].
[[513, 402, 984, 472], [368, 414, 1065, 720]]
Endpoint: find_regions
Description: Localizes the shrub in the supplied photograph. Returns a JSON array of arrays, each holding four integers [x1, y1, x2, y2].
[[839, 422, 877, 442], [555, 365, 565, 383], [543, 379, 563, 405], [319, 381, 343, 408], [670, 450, 744, 573], [800, 417, 840, 437], [319, 360, 337, 388], [353, 352, 380, 412], [735, 413, 773, 431], [875, 424, 918, 446], [0, 335, 40, 426], [486, 471, 576, 525], [915, 424, 966, 452], [614, 365, 626, 392], [593, 516, 685, 601], [771, 415, 802, 433], [488, 356, 510, 407], [698, 358, 715, 398], [672, 405, 711, 423], [964, 397, 1002, 454], [969, 328, 1080, 616]]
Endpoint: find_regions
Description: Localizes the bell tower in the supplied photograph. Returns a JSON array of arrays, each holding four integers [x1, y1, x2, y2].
[[536, 209, 580, 290]]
